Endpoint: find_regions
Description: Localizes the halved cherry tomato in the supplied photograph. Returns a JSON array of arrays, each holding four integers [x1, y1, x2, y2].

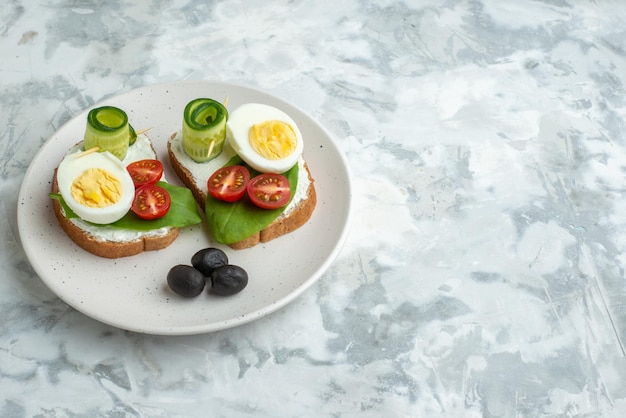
[[127, 159, 163, 187], [207, 165, 250, 202], [247, 173, 291, 209], [131, 184, 171, 220]]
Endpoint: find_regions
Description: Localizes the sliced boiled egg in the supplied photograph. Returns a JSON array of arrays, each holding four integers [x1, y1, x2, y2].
[[227, 103, 303, 173], [56, 149, 135, 224]]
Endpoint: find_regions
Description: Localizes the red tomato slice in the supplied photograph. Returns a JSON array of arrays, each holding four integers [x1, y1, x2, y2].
[[247, 173, 291, 209], [207, 165, 250, 202], [127, 159, 164, 187], [131, 184, 171, 220]]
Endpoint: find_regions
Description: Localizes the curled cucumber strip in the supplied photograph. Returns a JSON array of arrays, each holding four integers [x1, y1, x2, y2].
[[182, 98, 228, 163], [83, 106, 132, 160]]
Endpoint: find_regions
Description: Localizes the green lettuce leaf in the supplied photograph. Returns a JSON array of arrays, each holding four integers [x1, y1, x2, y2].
[[205, 156, 299, 244], [49, 181, 202, 231]]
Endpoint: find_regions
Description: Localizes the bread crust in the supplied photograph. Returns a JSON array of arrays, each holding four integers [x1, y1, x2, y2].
[[167, 138, 316, 249], [51, 170, 180, 259]]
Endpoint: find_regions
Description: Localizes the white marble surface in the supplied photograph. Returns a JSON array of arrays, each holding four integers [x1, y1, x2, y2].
[[3, 0, 626, 416]]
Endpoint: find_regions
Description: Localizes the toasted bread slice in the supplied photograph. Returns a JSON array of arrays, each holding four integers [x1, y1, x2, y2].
[[167, 133, 316, 249], [51, 136, 180, 258]]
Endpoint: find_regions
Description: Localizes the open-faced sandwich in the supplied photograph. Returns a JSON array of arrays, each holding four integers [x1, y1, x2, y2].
[[50, 106, 202, 258], [167, 98, 316, 249]]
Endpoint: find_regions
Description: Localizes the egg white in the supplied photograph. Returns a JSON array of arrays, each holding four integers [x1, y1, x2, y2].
[[226, 103, 303, 173], [56, 150, 135, 225]]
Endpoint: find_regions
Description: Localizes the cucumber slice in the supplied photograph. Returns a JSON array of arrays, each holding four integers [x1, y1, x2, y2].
[[182, 98, 228, 163], [83, 106, 131, 160], [128, 123, 137, 146]]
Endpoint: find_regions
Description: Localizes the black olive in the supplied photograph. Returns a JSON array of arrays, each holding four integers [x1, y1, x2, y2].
[[167, 265, 206, 297], [210, 265, 248, 296], [191, 247, 228, 276]]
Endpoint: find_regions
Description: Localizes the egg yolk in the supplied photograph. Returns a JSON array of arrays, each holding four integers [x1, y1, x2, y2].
[[249, 120, 297, 160], [70, 168, 123, 208]]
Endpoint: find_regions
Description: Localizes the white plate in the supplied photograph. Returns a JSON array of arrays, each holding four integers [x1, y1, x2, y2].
[[17, 81, 352, 335]]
